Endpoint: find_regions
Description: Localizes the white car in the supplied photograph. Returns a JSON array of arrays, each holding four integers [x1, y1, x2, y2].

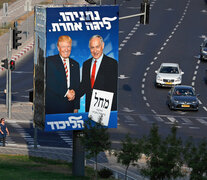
[[155, 63, 184, 87]]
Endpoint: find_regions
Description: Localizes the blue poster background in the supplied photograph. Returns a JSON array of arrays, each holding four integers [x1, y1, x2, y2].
[[45, 6, 119, 131]]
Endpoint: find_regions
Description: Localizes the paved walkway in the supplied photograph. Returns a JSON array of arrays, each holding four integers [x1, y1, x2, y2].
[[0, 102, 33, 122]]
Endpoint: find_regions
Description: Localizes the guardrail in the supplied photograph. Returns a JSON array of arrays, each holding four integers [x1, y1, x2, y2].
[[85, 158, 147, 180]]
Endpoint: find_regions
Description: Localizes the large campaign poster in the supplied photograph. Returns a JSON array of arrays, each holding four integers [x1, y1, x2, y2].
[[44, 6, 119, 132]]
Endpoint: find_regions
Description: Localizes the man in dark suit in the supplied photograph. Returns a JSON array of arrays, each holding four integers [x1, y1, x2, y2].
[[46, 35, 80, 114], [79, 35, 118, 112]]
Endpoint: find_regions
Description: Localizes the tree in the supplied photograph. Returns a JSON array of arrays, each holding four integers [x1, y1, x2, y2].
[[115, 134, 143, 180], [183, 137, 207, 180], [81, 118, 111, 180], [141, 124, 184, 180]]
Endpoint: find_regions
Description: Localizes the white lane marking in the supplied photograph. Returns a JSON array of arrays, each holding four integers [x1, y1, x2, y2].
[[196, 118, 207, 126], [122, 107, 135, 113], [192, 76, 196, 81], [146, 32, 157, 36], [132, 52, 144, 56], [124, 115, 134, 122], [203, 107, 207, 111], [139, 115, 150, 122], [151, 109, 157, 114], [181, 117, 193, 125], [119, 75, 130, 79], [167, 116, 178, 123], [154, 116, 164, 122]]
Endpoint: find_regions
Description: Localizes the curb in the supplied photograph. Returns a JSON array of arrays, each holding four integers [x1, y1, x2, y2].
[[0, 41, 34, 73], [11, 43, 34, 61]]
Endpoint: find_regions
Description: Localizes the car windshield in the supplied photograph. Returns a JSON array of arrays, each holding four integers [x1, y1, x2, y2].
[[160, 66, 179, 74], [174, 88, 195, 96]]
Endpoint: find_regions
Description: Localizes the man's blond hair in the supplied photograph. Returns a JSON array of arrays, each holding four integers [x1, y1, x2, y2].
[[57, 35, 72, 46]]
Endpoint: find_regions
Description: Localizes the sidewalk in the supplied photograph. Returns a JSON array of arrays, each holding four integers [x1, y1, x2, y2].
[[0, 102, 33, 122]]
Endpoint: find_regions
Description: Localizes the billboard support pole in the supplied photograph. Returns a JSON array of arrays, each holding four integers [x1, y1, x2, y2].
[[72, 130, 85, 176], [34, 123, 38, 149]]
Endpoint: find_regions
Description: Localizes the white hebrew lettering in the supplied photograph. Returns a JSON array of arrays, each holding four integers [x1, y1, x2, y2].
[[47, 122, 55, 130], [102, 17, 117, 30], [58, 121, 66, 129], [69, 116, 84, 129], [52, 23, 61, 32]]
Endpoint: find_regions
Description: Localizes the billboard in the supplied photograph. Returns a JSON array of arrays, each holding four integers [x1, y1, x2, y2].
[[34, 5, 119, 131]]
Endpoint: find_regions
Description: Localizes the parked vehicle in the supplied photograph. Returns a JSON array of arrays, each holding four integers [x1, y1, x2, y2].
[[200, 39, 207, 61], [167, 85, 199, 111], [155, 63, 184, 87]]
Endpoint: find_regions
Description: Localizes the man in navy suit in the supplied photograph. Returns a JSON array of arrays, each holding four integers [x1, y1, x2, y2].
[[79, 35, 118, 112], [46, 35, 80, 114]]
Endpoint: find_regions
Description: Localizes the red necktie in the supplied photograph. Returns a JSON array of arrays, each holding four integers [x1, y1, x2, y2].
[[63, 59, 69, 83], [91, 60, 97, 88]]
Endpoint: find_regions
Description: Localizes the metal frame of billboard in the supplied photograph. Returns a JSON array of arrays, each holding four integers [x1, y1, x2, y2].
[[34, 5, 119, 132]]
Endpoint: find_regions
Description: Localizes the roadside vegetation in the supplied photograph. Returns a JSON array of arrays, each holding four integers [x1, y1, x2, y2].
[[0, 0, 16, 9], [115, 123, 207, 180], [0, 154, 115, 180], [0, 0, 53, 36], [1, 122, 207, 179]]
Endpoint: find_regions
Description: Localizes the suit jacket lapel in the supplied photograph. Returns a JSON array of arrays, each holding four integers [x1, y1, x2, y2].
[[56, 55, 67, 85], [94, 55, 105, 87]]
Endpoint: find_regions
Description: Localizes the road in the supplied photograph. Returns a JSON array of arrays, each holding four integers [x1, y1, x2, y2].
[[110, 0, 207, 146], [0, 0, 207, 149]]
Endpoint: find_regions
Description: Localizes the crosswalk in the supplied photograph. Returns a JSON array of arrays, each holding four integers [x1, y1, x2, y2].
[[119, 114, 207, 130], [6, 122, 38, 147], [57, 131, 73, 148], [4, 122, 73, 148], [3, 115, 207, 147]]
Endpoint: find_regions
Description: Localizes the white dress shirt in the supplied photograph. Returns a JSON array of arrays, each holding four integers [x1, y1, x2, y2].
[[90, 53, 103, 80]]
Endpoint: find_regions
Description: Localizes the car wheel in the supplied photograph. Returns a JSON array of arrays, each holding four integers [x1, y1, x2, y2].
[[168, 103, 173, 110], [194, 107, 199, 111], [155, 82, 160, 88], [200, 55, 203, 61]]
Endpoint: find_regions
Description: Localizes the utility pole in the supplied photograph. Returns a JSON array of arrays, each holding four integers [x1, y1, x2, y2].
[[3, 22, 22, 119], [7, 29, 12, 119], [24, 0, 32, 40], [140, 0, 150, 25], [119, 0, 150, 25]]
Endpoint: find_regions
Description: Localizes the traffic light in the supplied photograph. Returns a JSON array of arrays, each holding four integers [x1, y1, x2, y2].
[[13, 27, 22, 49], [10, 60, 15, 71], [1, 59, 8, 69], [140, 1, 150, 24], [140, 2, 145, 24], [29, 90, 33, 102], [145, 3, 150, 24], [85, 0, 96, 4]]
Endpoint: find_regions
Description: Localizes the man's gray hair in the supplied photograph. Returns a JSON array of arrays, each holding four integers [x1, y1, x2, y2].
[[89, 35, 104, 47]]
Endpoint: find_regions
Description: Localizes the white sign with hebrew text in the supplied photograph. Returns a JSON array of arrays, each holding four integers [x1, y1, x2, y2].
[[88, 89, 113, 126]]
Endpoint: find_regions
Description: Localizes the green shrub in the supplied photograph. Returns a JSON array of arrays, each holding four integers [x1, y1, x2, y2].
[[98, 168, 113, 178]]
